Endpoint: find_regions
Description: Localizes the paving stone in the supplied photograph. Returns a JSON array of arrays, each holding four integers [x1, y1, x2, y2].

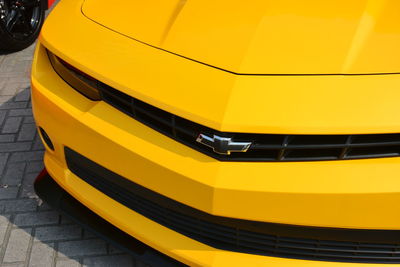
[[0, 142, 31, 152], [0, 59, 31, 74], [18, 183, 37, 199], [0, 215, 11, 246], [35, 225, 82, 242], [18, 176, 37, 198], [9, 108, 32, 116], [0, 198, 38, 213], [0, 96, 13, 105], [1, 117, 23, 133], [1, 162, 26, 185], [25, 161, 44, 173], [8, 151, 43, 163], [58, 239, 107, 257], [0, 153, 9, 175], [31, 135, 44, 150], [14, 211, 59, 227], [37, 202, 53, 211], [0, 101, 27, 110], [1, 263, 25, 267], [22, 172, 38, 185], [0, 134, 15, 142], [0, 187, 19, 199], [28, 242, 55, 267], [24, 116, 35, 123], [0, 71, 29, 78], [83, 255, 135, 267], [0, 110, 6, 125], [56, 259, 81, 267], [5, 77, 31, 87], [0, 83, 22, 96], [18, 123, 36, 141], [14, 89, 30, 102], [3, 228, 32, 263]]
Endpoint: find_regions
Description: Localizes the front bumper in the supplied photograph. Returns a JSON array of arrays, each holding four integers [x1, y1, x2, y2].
[[32, 37, 400, 229], [31, 41, 400, 266]]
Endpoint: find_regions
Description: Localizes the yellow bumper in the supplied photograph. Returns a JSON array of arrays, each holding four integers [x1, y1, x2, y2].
[[32, 41, 400, 266]]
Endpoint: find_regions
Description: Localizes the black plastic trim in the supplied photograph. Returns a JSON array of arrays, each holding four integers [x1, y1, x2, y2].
[[65, 147, 400, 263], [34, 170, 186, 267]]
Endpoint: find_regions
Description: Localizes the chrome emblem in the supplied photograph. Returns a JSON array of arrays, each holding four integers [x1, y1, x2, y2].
[[196, 134, 252, 155]]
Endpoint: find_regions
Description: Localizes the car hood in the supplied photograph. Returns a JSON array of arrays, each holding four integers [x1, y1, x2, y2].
[[82, 0, 400, 75]]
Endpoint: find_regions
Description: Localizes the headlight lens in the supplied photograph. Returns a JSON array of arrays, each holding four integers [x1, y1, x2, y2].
[[47, 50, 101, 101]]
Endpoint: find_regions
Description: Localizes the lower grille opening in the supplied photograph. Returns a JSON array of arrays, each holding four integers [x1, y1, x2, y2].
[[65, 147, 400, 263]]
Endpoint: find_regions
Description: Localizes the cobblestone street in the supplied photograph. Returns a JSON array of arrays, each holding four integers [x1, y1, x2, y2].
[[0, 46, 139, 266]]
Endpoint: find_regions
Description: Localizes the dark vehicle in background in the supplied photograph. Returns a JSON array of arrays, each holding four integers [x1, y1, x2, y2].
[[0, 0, 54, 52]]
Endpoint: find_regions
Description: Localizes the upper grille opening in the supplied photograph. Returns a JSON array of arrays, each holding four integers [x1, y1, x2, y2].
[[47, 48, 400, 162], [95, 82, 400, 162]]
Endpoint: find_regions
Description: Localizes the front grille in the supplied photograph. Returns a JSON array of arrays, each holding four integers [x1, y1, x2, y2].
[[97, 83, 400, 162], [65, 147, 400, 263]]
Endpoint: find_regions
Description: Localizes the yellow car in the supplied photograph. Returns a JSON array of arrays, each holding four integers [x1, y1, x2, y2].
[[31, 0, 400, 266]]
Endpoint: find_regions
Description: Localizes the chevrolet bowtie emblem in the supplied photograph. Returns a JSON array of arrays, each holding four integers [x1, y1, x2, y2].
[[196, 134, 252, 155]]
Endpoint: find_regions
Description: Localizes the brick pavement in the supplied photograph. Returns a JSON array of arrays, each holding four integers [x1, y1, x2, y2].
[[0, 44, 148, 266]]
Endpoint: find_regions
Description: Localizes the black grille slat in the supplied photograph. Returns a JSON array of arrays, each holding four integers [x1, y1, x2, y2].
[[95, 82, 400, 162], [173, 122, 198, 138], [345, 153, 400, 160], [134, 101, 173, 124], [241, 236, 400, 255], [101, 93, 133, 116], [102, 90, 132, 106], [65, 147, 400, 264], [246, 142, 400, 150], [134, 108, 173, 127]]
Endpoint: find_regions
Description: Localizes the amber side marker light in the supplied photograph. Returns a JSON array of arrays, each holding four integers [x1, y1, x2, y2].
[[47, 50, 101, 101]]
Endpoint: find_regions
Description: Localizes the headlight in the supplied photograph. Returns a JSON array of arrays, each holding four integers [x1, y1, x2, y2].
[[47, 50, 101, 101]]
